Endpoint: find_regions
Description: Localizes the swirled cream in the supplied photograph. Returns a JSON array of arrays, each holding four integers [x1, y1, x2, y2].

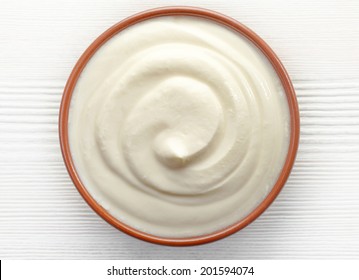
[[69, 16, 290, 237]]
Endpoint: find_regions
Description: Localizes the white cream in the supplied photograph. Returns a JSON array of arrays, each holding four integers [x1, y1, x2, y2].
[[69, 16, 290, 237]]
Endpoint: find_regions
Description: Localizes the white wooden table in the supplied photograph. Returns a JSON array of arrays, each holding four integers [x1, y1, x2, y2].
[[1, 0, 359, 259]]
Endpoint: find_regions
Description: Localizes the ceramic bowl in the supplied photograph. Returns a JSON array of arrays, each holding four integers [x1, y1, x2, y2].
[[59, 6, 300, 246]]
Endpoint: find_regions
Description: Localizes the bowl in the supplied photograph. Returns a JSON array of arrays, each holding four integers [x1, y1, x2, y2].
[[59, 6, 300, 246]]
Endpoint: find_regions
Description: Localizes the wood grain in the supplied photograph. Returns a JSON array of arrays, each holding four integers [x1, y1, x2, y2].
[[0, 0, 359, 259]]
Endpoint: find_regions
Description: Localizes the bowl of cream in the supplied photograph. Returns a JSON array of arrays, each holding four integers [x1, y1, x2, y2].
[[59, 7, 300, 245]]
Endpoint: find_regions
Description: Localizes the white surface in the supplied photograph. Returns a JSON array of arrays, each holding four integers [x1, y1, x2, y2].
[[0, 0, 358, 259]]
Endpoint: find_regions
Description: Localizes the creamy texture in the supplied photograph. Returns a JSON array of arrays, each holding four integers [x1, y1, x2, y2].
[[69, 16, 290, 237]]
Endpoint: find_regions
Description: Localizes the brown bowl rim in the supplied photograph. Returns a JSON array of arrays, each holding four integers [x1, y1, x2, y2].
[[59, 6, 300, 246]]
